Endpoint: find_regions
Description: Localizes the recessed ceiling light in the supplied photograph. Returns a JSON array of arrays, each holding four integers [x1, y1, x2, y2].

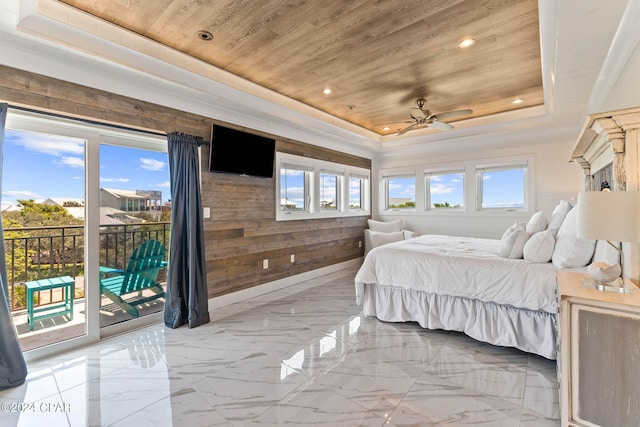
[[512, 98, 524, 104], [383, 126, 390, 131], [458, 37, 476, 48], [323, 88, 332, 94], [196, 30, 213, 41]]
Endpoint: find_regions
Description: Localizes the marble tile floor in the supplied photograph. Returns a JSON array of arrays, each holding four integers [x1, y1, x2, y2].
[[0, 266, 560, 426]]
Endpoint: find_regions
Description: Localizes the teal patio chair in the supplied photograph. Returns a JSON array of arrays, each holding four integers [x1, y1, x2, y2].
[[100, 240, 167, 317]]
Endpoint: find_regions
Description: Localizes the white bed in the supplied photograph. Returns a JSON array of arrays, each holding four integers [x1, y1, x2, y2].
[[355, 234, 569, 359]]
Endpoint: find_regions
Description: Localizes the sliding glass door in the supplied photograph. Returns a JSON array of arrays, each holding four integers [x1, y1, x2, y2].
[[3, 109, 167, 358]]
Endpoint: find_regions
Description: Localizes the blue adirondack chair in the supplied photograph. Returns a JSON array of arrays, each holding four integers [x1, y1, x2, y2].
[[100, 240, 167, 317]]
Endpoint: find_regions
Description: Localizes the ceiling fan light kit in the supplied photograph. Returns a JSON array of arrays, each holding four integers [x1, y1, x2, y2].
[[393, 98, 473, 135]]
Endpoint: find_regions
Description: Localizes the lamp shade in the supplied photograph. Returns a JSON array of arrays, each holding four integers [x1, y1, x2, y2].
[[577, 191, 640, 243]]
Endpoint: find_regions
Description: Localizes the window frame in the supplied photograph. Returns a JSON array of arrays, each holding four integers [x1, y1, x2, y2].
[[348, 173, 367, 212], [319, 169, 343, 211], [280, 161, 312, 215], [424, 168, 466, 211], [379, 155, 535, 216], [275, 152, 370, 221], [382, 172, 417, 212], [476, 160, 530, 212]]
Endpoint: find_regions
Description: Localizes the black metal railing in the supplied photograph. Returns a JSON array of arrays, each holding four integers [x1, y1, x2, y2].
[[3, 222, 170, 312]]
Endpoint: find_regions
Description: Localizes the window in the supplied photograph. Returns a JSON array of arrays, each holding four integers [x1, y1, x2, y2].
[[385, 175, 416, 210], [380, 156, 533, 216], [477, 163, 527, 210], [349, 175, 366, 210], [320, 171, 340, 210], [426, 170, 464, 210], [276, 152, 370, 220], [280, 163, 310, 213]]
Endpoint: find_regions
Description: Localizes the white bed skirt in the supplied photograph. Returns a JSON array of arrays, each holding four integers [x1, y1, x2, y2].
[[360, 283, 557, 360]]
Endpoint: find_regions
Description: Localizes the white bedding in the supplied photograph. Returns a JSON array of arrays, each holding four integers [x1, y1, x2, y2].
[[355, 234, 559, 313]]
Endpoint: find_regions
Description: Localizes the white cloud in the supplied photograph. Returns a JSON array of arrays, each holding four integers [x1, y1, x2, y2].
[[3, 190, 41, 199], [140, 158, 166, 171], [101, 177, 130, 183], [59, 156, 84, 168], [13, 133, 84, 156], [157, 181, 171, 188], [430, 184, 455, 194]]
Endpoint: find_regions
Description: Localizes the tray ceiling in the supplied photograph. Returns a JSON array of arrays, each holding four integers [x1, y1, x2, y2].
[[58, 0, 543, 137]]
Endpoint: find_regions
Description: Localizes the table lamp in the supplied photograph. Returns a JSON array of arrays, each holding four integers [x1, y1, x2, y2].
[[577, 190, 640, 292]]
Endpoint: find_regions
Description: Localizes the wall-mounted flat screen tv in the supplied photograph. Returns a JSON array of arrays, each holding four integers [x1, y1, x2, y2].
[[208, 124, 276, 178]]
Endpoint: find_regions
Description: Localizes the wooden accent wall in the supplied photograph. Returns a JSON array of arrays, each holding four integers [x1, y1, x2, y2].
[[0, 65, 369, 298]]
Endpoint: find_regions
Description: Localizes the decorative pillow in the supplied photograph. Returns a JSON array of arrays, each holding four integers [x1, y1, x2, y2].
[[552, 207, 596, 268], [368, 230, 405, 248], [547, 200, 573, 235], [367, 219, 404, 233], [500, 222, 529, 259], [523, 230, 555, 263], [502, 221, 527, 240], [402, 230, 418, 240], [526, 211, 547, 234]]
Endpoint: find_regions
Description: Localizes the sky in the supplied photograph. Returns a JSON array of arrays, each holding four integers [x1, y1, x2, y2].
[[1, 129, 170, 211]]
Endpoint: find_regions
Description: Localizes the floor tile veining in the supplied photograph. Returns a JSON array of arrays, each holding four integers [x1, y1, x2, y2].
[[0, 266, 560, 426]]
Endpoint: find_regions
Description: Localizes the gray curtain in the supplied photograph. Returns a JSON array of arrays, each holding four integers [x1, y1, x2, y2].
[[0, 103, 28, 389], [164, 132, 210, 328]]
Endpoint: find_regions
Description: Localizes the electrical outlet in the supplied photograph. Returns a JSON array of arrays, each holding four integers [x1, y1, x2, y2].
[[358, 241, 362, 248], [290, 254, 295, 263], [263, 259, 268, 269]]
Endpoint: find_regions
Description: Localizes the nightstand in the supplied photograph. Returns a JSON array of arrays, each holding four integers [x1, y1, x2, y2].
[[557, 270, 640, 427]]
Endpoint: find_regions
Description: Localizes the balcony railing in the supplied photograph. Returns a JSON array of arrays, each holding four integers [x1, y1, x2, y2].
[[3, 222, 170, 312]]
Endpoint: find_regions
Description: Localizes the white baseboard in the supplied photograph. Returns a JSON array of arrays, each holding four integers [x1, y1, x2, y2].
[[208, 258, 361, 311]]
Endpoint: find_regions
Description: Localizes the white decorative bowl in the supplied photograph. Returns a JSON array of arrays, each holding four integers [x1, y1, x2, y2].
[[587, 261, 622, 283]]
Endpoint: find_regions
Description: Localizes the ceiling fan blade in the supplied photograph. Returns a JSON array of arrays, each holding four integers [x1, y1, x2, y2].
[[375, 120, 414, 126], [397, 124, 419, 135], [431, 109, 473, 121], [428, 120, 454, 131], [410, 108, 426, 119]]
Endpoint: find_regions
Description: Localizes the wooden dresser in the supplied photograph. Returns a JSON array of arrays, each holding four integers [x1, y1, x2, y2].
[[557, 270, 640, 427]]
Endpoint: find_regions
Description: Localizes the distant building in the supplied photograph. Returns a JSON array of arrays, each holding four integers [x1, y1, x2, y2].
[[40, 189, 164, 223], [388, 198, 413, 206], [99, 207, 144, 225], [100, 188, 162, 219], [42, 197, 84, 207]]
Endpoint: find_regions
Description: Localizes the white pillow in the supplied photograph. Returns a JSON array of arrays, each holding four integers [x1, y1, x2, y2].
[[547, 200, 573, 235], [552, 207, 596, 268], [367, 219, 404, 233], [500, 222, 529, 259], [402, 230, 418, 240], [369, 231, 405, 248], [524, 230, 555, 263], [502, 221, 527, 240], [526, 211, 547, 234]]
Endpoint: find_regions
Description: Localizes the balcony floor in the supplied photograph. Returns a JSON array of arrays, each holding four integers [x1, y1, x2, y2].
[[12, 285, 165, 352]]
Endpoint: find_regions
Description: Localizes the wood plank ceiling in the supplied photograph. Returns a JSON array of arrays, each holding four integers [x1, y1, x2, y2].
[[59, 0, 542, 136]]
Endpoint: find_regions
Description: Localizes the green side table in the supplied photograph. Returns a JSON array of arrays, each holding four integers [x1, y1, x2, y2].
[[25, 276, 75, 330]]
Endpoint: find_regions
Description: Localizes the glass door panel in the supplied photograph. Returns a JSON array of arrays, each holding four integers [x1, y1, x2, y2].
[[98, 144, 170, 328], [2, 129, 87, 351]]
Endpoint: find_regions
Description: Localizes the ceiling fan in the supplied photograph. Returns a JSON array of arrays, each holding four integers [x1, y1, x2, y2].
[[391, 99, 473, 135]]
